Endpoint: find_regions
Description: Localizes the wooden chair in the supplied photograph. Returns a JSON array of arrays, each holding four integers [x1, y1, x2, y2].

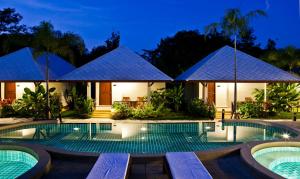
[[137, 97, 145, 108], [122, 97, 131, 106]]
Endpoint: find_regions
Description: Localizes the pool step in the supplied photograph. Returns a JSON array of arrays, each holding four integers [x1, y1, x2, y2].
[[215, 111, 232, 119], [92, 110, 113, 118]]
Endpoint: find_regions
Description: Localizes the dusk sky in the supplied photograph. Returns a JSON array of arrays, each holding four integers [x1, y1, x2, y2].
[[1, 0, 299, 52]]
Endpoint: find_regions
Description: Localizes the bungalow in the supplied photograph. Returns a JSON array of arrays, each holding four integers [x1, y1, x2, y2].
[[60, 46, 172, 111], [176, 46, 300, 112], [0, 47, 75, 105]]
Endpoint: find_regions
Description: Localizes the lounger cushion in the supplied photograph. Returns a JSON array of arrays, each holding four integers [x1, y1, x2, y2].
[[87, 153, 130, 179], [166, 152, 212, 179]]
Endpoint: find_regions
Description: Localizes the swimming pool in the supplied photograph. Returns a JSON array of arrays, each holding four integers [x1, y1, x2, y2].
[[0, 150, 37, 178], [253, 146, 300, 179], [0, 122, 297, 154]]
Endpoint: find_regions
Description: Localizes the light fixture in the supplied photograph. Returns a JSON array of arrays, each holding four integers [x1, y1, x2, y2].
[[73, 127, 80, 131], [141, 136, 145, 140], [205, 126, 211, 130], [282, 133, 290, 140], [141, 127, 147, 131]]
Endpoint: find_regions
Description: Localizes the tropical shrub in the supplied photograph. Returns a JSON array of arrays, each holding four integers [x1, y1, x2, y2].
[[74, 97, 94, 118], [253, 83, 300, 112], [187, 98, 216, 119], [132, 103, 171, 119], [14, 85, 62, 119], [238, 101, 263, 118], [112, 102, 133, 120], [64, 86, 94, 118], [0, 103, 15, 117], [150, 89, 166, 109], [150, 85, 184, 112], [165, 84, 184, 112]]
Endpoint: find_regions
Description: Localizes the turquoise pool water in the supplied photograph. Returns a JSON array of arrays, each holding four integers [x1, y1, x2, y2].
[[0, 122, 297, 154], [253, 147, 300, 178], [0, 150, 37, 179]]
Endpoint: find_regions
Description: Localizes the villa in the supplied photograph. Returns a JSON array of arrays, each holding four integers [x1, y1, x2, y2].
[[60, 46, 172, 115], [176, 46, 300, 113], [0, 47, 75, 105]]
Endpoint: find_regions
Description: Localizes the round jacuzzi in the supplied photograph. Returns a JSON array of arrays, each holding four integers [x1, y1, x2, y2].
[[253, 146, 300, 178], [241, 141, 300, 179], [0, 150, 38, 178], [0, 144, 51, 179]]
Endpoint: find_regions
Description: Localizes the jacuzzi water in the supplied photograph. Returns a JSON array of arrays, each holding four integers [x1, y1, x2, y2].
[[0, 150, 38, 178], [0, 122, 296, 154], [253, 147, 300, 178]]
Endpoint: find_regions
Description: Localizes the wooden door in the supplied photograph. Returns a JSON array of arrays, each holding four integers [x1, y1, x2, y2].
[[100, 82, 112, 105], [207, 82, 215, 105], [5, 82, 16, 100]]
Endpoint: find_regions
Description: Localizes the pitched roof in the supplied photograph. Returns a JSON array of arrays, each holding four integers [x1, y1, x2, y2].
[[176, 46, 300, 82], [0, 47, 75, 81], [60, 46, 173, 81]]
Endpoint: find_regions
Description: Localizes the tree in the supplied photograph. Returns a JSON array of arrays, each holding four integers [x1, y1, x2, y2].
[[31, 21, 82, 119], [266, 39, 276, 51], [0, 8, 26, 34], [82, 32, 120, 65], [205, 8, 266, 119], [262, 45, 300, 75], [143, 30, 231, 78]]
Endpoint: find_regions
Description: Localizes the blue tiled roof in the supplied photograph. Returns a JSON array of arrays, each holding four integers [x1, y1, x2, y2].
[[60, 46, 173, 81], [0, 47, 75, 81], [176, 46, 300, 82]]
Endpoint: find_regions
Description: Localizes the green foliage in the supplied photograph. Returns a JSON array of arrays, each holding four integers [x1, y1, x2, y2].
[[187, 98, 216, 119], [74, 97, 94, 118], [150, 85, 184, 112], [0, 8, 26, 34], [253, 83, 300, 112], [112, 102, 133, 120], [1, 84, 62, 119], [64, 86, 94, 118], [165, 85, 184, 112], [0, 104, 15, 117], [238, 101, 263, 118]]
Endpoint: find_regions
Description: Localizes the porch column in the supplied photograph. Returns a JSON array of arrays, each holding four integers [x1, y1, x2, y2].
[[0, 82, 4, 99], [264, 83, 267, 102], [202, 83, 207, 102], [87, 82, 91, 98], [147, 82, 152, 102], [95, 82, 100, 106]]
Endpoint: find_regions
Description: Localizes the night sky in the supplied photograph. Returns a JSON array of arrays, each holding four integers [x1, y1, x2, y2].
[[1, 0, 299, 52]]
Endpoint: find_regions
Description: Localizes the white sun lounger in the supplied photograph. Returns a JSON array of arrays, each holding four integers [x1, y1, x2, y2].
[[166, 152, 212, 179], [86, 153, 130, 179]]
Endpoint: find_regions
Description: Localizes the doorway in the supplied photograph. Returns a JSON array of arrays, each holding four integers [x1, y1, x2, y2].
[[99, 82, 112, 105]]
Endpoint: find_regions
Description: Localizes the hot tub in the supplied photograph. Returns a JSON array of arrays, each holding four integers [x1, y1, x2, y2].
[[0, 144, 51, 179], [253, 145, 300, 179]]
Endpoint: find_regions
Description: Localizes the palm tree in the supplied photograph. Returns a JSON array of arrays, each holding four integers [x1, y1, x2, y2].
[[31, 21, 77, 119], [205, 8, 266, 119]]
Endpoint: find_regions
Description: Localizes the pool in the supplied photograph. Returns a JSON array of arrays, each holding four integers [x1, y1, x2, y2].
[[0, 121, 297, 154], [0, 150, 37, 178], [253, 146, 300, 179]]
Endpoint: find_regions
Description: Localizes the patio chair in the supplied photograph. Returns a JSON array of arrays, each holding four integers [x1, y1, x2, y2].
[[137, 97, 146, 107], [166, 152, 212, 179], [86, 153, 130, 179], [122, 97, 131, 106]]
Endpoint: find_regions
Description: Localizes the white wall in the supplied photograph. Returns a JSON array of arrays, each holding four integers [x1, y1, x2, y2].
[[13, 82, 71, 106], [198, 82, 265, 108], [226, 82, 265, 102], [16, 82, 35, 99], [111, 82, 165, 103]]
